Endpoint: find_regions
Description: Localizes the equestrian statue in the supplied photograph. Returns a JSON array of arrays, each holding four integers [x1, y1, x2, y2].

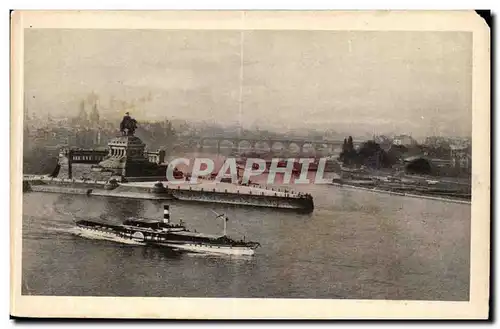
[[120, 112, 138, 136]]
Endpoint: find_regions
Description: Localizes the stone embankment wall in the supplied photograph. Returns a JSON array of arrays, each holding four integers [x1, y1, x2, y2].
[[23, 176, 314, 212], [172, 189, 300, 209], [25, 176, 107, 188], [24, 176, 105, 195], [30, 185, 92, 195], [330, 182, 471, 205]]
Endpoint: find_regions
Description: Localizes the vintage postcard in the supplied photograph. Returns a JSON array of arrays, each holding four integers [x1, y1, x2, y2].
[[10, 10, 490, 319]]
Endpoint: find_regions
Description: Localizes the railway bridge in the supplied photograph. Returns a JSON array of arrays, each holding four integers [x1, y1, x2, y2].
[[191, 136, 362, 154]]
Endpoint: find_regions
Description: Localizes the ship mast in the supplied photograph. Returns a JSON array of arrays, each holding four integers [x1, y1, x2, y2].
[[211, 209, 228, 236]]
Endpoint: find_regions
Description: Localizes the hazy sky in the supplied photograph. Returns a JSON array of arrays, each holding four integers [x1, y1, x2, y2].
[[24, 29, 472, 137]]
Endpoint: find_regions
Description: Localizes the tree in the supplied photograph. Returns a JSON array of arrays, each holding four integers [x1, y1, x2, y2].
[[387, 144, 408, 164], [347, 136, 354, 151], [339, 135, 358, 166], [342, 138, 348, 153], [339, 136, 396, 168], [357, 140, 395, 169]]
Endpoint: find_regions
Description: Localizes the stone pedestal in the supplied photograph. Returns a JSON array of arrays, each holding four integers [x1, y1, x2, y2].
[[97, 135, 163, 178]]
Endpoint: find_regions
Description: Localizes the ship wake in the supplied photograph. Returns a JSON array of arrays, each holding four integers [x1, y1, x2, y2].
[[183, 251, 255, 261]]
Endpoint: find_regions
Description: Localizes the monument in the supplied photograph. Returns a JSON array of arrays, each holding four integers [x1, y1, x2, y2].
[[96, 113, 166, 179], [119, 111, 137, 136]]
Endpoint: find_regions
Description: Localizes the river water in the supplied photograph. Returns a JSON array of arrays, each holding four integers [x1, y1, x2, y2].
[[21, 179, 470, 300]]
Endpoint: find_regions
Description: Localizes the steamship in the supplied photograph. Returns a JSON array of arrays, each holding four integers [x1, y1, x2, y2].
[[74, 206, 260, 256]]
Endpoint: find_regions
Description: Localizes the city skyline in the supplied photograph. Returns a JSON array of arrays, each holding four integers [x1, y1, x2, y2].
[[24, 29, 472, 138]]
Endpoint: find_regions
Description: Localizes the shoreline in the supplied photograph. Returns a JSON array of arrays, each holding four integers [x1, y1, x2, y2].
[[330, 182, 471, 205], [22, 175, 314, 213]]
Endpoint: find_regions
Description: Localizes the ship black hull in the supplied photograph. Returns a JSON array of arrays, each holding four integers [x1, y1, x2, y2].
[[74, 220, 259, 255]]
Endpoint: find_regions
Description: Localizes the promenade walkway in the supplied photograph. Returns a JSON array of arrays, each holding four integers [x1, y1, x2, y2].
[[122, 180, 301, 198]]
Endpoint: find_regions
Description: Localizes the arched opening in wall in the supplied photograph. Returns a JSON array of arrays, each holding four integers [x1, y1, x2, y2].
[[288, 143, 300, 154], [302, 143, 316, 157], [254, 142, 270, 154], [200, 139, 218, 149], [238, 140, 253, 153], [271, 141, 286, 155], [219, 140, 235, 155], [316, 143, 330, 156]]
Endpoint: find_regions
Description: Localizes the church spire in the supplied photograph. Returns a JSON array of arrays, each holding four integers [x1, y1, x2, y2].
[[90, 102, 100, 126], [77, 100, 88, 126]]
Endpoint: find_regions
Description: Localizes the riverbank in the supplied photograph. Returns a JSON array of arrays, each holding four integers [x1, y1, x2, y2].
[[330, 182, 471, 205], [23, 175, 314, 212]]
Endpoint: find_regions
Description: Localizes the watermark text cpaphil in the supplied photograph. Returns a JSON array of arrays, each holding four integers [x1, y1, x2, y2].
[[165, 157, 333, 185]]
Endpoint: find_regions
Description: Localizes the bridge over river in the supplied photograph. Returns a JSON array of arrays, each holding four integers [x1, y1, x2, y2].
[[184, 136, 363, 155]]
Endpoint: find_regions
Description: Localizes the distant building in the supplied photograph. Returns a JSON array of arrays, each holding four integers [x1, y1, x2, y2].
[[90, 103, 100, 127], [76, 100, 89, 126], [373, 135, 393, 151], [429, 158, 453, 168], [450, 144, 472, 172], [424, 136, 450, 148], [393, 134, 417, 147]]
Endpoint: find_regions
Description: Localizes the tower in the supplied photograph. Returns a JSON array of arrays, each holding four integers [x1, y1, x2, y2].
[[77, 100, 88, 126], [90, 103, 100, 127]]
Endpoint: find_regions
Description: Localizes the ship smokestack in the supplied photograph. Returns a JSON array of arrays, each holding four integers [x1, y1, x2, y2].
[[163, 205, 170, 224]]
